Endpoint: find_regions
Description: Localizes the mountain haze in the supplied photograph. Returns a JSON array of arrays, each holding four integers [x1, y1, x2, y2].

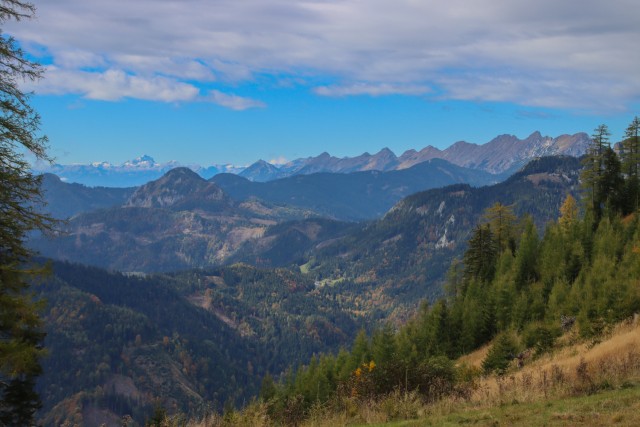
[[212, 158, 497, 220], [32, 132, 589, 186], [238, 131, 589, 181], [39, 173, 135, 219]]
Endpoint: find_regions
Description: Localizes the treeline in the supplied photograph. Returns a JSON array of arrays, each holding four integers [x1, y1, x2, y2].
[[242, 120, 640, 424]]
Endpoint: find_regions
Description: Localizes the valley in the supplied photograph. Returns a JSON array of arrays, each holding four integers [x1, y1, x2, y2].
[[2, 2, 638, 426], [29, 148, 591, 425]]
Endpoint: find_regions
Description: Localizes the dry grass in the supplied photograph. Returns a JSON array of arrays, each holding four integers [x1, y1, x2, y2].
[[456, 343, 491, 369], [465, 319, 640, 407], [182, 317, 640, 427]]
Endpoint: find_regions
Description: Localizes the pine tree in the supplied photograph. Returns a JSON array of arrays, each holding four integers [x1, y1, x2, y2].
[[598, 147, 624, 215], [513, 217, 539, 290], [621, 117, 640, 213], [621, 116, 640, 179], [463, 224, 497, 285], [581, 124, 611, 220], [0, 2, 51, 424]]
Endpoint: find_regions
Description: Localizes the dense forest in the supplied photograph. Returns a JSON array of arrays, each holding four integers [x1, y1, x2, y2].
[[211, 121, 640, 426], [21, 120, 638, 426]]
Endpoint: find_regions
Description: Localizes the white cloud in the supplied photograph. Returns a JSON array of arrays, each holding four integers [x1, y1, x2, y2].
[[315, 83, 430, 97], [31, 67, 265, 108], [32, 66, 200, 102], [8, 0, 640, 109], [207, 90, 266, 110]]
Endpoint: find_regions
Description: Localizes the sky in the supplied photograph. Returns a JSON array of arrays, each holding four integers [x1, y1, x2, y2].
[[7, 0, 640, 166]]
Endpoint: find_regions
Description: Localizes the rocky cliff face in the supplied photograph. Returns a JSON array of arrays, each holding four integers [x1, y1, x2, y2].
[[395, 132, 590, 174]]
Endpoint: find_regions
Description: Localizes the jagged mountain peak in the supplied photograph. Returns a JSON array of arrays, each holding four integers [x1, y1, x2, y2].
[[33, 131, 591, 187], [131, 154, 155, 163], [239, 159, 282, 182], [527, 130, 543, 139]]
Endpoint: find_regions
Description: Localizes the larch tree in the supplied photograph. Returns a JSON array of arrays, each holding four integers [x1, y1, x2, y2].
[[0, 1, 52, 425], [559, 194, 579, 232], [483, 202, 517, 254]]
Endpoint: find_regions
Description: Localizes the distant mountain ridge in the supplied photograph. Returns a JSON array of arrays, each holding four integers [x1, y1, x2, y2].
[[34, 155, 243, 187], [212, 158, 497, 220], [31, 157, 495, 271], [239, 131, 589, 181], [33, 131, 589, 186]]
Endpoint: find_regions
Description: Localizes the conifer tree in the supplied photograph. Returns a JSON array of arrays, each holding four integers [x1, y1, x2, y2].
[[463, 224, 497, 284], [621, 117, 640, 212], [581, 124, 611, 220], [513, 217, 539, 290], [598, 147, 624, 214], [483, 202, 517, 253], [0, 1, 51, 424], [621, 116, 640, 179], [559, 195, 579, 232]]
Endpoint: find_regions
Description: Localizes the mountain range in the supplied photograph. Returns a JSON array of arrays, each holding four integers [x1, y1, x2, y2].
[[240, 131, 589, 181], [32, 131, 590, 187], [31, 157, 495, 271], [211, 158, 496, 220], [30, 154, 585, 425], [33, 155, 243, 187], [32, 155, 581, 285]]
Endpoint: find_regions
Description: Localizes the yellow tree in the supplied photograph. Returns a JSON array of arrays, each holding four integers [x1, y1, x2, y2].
[[559, 195, 579, 232], [483, 202, 517, 253]]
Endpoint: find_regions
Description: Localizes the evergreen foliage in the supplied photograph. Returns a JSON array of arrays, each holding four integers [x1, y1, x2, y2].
[[481, 333, 519, 375], [261, 121, 640, 425], [0, 1, 51, 424]]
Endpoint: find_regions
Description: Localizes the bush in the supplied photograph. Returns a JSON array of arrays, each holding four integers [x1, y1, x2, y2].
[[522, 323, 560, 355], [482, 333, 519, 375]]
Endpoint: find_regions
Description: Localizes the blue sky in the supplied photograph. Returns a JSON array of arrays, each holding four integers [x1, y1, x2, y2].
[[8, 0, 640, 166]]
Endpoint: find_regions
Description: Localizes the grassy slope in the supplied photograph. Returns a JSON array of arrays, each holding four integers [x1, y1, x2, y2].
[[182, 320, 640, 426], [368, 386, 640, 426], [306, 319, 640, 427]]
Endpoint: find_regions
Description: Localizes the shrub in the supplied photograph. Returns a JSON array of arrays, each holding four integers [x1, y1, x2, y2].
[[482, 333, 519, 375]]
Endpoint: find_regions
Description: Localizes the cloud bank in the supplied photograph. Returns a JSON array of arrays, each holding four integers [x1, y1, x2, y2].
[[9, 0, 640, 110]]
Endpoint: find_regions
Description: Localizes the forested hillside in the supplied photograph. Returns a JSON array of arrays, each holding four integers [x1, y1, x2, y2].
[[35, 262, 366, 426], [39, 173, 135, 219], [30, 119, 640, 427], [31, 154, 592, 426], [31, 169, 318, 272], [211, 158, 496, 220], [304, 156, 582, 319], [211, 123, 640, 426]]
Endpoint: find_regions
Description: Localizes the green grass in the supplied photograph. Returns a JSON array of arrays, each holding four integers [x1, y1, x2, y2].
[[362, 384, 640, 426]]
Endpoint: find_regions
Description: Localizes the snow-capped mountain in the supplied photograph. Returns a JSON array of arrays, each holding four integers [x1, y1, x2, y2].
[[33, 131, 590, 187]]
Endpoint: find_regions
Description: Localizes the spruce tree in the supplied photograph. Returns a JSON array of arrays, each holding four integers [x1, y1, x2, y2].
[[621, 117, 640, 213], [0, 1, 51, 424], [581, 124, 611, 220], [463, 224, 497, 285]]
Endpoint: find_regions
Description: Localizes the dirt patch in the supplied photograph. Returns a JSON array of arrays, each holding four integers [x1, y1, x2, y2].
[[104, 374, 142, 400]]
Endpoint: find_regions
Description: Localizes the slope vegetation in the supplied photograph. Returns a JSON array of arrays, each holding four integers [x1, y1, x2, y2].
[[307, 156, 582, 316]]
